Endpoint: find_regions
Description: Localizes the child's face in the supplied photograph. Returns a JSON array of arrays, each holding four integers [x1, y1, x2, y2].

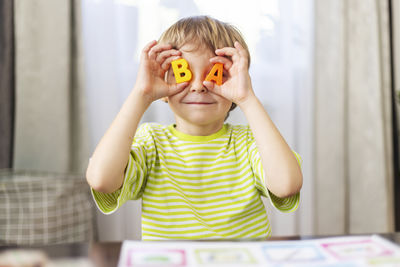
[[166, 43, 232, 131]]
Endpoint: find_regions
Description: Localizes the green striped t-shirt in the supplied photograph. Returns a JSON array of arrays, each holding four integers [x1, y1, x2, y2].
[[92, 123, 300, 240]]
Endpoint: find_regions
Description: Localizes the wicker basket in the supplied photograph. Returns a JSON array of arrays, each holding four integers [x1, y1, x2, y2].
[[0, 170, 96, 245]]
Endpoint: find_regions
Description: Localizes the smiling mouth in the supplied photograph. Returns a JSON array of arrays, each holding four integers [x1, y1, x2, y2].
[[184, 102, 215, 105]]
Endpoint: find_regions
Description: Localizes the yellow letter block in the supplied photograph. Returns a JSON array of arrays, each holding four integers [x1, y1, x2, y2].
[[171, 58, 192, 83], [205, 63, 223, 85]]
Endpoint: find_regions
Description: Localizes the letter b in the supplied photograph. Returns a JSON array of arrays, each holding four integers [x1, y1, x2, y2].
[[171, 58, 192, 83]]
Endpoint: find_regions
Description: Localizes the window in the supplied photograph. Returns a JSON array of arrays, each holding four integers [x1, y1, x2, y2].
[[82, 0, 314, 239]]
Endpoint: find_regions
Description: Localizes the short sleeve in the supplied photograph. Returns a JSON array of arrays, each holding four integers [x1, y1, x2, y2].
[[247, 127, 301, 213], [91, 123, 155, 214]]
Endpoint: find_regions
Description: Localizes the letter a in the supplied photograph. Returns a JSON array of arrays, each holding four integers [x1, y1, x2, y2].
[[171, 58, 192, 83], [205, 63, 223, 85]]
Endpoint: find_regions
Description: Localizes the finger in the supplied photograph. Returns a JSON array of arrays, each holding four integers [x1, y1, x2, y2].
[[209, 56, 233, 70], [217, 44, 248, 68], [148, 43, 173, 60], [215, 47, 238, 58], [204, 82, 229, 100], [161, 55, 181, 71], [203, 81, 225, 99], [142, 40, 157, 53], [203, 80, 217, 93], [141, 40, 158, 57], [234, 41, 249, 59], [156, 49, 181, 64], [168, 82, 188, 96]]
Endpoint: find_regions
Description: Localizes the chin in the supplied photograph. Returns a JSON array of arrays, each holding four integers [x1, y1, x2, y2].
[[185, 116, 223, 126], [189, 118, 215, 125]]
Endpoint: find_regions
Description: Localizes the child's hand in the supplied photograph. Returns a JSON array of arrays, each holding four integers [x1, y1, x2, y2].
[[203, 41, 255, 106], [134, 40, 188, 103]]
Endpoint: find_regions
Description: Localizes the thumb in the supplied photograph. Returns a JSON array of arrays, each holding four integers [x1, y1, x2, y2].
[[203, 81, 222, 96], [168, 82, 188, 96]]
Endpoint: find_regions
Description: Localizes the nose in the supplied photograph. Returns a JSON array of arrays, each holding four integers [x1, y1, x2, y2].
[[191, 86, 207, 93], [190, 77, 208, 93]]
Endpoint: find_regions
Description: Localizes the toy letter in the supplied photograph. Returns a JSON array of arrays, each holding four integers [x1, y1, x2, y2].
[[171, 58, 192, 83], [205, 63, 223, 85]]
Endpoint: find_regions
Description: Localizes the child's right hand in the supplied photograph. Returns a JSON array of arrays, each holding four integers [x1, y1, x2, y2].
[[134, 40, 188, 103]]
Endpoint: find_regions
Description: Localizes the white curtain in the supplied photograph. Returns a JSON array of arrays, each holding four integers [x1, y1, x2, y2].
[[314, 0, 394, 234], [82, 0, 314, 240]]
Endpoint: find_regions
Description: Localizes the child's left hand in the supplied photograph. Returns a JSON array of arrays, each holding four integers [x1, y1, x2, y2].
[[203, 41, 255, 106]]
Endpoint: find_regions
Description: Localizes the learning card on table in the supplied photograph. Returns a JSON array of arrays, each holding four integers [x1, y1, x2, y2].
[[117, 235, 400, 267]]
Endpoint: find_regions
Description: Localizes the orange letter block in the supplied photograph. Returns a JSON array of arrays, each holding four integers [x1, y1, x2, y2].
[[205, 63, 223, 85], [171, 58, 192, 83]]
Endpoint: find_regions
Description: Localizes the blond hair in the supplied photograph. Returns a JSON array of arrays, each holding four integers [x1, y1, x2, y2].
[[159, 16, 251, 67], [159, 16, 250, 118]]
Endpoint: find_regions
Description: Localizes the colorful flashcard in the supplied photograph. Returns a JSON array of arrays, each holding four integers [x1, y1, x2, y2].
[[194, 248, 256, 265], [321, 238, 395, 260], [367, 256, 400, 265], [117, 236, 400, 267], [126, 248, 186, 267], [262, 243, 326, 263]]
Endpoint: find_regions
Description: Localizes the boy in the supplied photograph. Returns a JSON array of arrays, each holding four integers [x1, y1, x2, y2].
[[86, 16, 303, 240]]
